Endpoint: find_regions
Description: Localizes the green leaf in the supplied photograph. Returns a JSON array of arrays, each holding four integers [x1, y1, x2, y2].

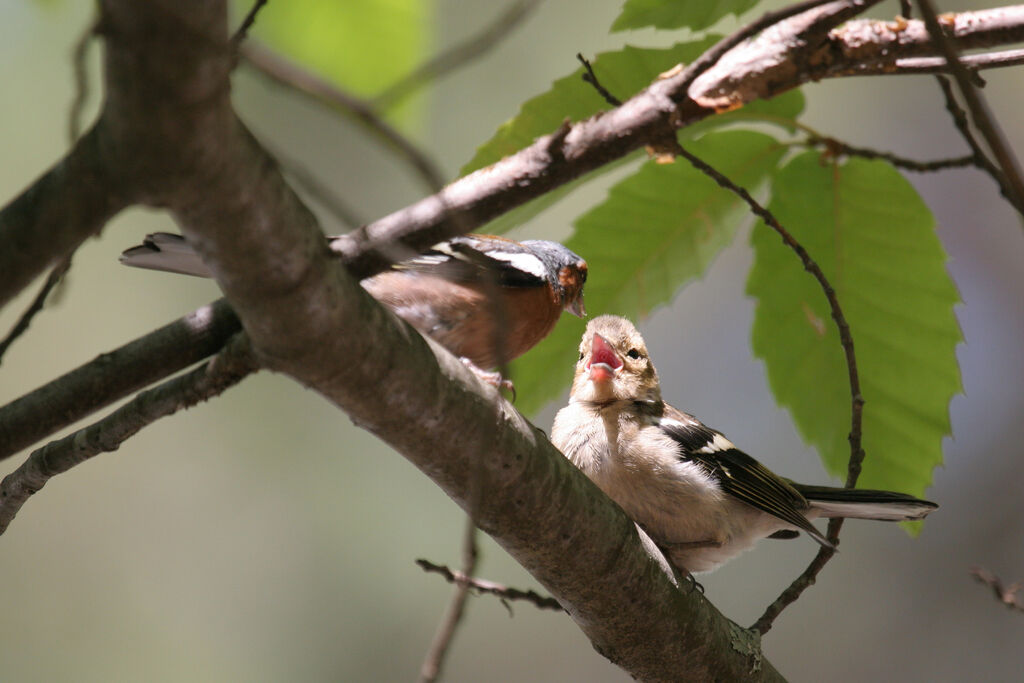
[[512, 129, 787, 415], [612, 0, 761, 32], [747, 153, 961, 499], [251, 0, 430, 125]]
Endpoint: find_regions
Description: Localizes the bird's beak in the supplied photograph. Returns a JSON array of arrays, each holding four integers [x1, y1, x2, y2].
[[587, 333, 622, 383], [566, 295, 586, 319]]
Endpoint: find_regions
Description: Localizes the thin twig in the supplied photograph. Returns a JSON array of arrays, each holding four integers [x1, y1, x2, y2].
[[419, 512, 480, 682], [0, 257, 72, 365], [934, 75, 1022, 217], [896, 47, 1024, 76], [805, 135, 975, 172], [971, 566, 1024, 613], [0, 335, 257, 535], [241, 42, 445, 192], [577, 53, 622, 107], [916, 0, 1024, 215], [374, 0, 542, 111], [230, 0, 269, 48], [416, 559, 563, 613]]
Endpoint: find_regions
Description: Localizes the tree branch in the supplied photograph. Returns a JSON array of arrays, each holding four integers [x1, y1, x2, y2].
[[0, 334, 256, 534], [0, 300, 241, 461], [0, 124, 126, 310]]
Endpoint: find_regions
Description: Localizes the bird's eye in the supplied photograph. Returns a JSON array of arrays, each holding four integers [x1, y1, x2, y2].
[[626, 349, 641, 359], [578, 351, 585, 361]]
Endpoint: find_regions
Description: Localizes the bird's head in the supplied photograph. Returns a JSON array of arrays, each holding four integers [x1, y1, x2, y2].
[[521, 240, 588, 318], [570, 315, 660, 405]]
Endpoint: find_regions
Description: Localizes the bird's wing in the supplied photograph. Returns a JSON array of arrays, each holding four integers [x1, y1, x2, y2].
[[395, 236, 549, 288], [657, 406, 832, 548]]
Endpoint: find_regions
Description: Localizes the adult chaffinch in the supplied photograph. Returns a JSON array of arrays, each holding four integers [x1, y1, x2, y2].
[[120, 233, 587, 372], [551, 315, 937, 574]]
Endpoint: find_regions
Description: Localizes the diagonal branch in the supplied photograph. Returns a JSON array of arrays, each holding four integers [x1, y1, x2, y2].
[[0, 300, 241, 461], [0, 334, 256, 534]]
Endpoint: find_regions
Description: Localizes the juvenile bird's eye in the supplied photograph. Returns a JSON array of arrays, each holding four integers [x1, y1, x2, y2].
[[626, 348, 641, 359], [578, 351, 585, 361]]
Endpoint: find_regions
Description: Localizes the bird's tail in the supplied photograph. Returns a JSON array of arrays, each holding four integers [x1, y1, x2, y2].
[[120, 232, 213, 278], [794, 484, 937, 522]]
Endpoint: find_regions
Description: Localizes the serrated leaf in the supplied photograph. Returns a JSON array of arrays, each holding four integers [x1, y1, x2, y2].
[[251, 0, 429, 125], [612, 0, 760, 32], [512, 130, 787, 415], [747, 153, 961, 500]]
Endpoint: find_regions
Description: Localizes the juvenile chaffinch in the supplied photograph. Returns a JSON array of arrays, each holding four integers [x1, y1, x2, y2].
[[120, 232, 587, 371], [551, 315, 937, 574]]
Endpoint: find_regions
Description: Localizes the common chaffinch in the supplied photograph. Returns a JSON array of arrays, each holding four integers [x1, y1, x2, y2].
[[551, 315, 937, 574], [121, 232, 587, 371]]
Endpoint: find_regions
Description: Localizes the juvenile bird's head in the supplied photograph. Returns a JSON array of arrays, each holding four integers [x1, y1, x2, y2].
[[521, 240, 588, 318], [569, 315, 661, 405]]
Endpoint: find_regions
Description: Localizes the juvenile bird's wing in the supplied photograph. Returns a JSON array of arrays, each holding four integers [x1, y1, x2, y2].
[[657, 407, 832, 548]]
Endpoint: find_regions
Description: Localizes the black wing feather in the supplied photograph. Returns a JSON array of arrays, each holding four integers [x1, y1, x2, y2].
[[658, 407, 833, 548]]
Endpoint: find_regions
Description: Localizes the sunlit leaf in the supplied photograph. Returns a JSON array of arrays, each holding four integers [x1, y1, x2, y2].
[[747, 153, 961, 500]]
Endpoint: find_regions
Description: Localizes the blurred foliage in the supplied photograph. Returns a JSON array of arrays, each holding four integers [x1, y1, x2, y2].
[[612, 0, 761, 32], [249, 0, 431, 127], [747, 153, 962, 498]]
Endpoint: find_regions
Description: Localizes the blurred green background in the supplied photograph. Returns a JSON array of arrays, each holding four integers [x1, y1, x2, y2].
[[2, 1, 1024, 680]]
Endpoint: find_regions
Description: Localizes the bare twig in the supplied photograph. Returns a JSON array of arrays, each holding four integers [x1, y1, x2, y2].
[[241, 42, 445, 192], [916, 0, 1024, 215], [416, 559, 563, 612], [805, 134, 975, 172], [0, 334, 257, 535], [577, 53, 623, 107], [230, 0, 269, 48], [419, 516, 479, 682], [971, 566, 1024, 613], [0, 257, 72, 365], [374, 0, 542, 111]]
